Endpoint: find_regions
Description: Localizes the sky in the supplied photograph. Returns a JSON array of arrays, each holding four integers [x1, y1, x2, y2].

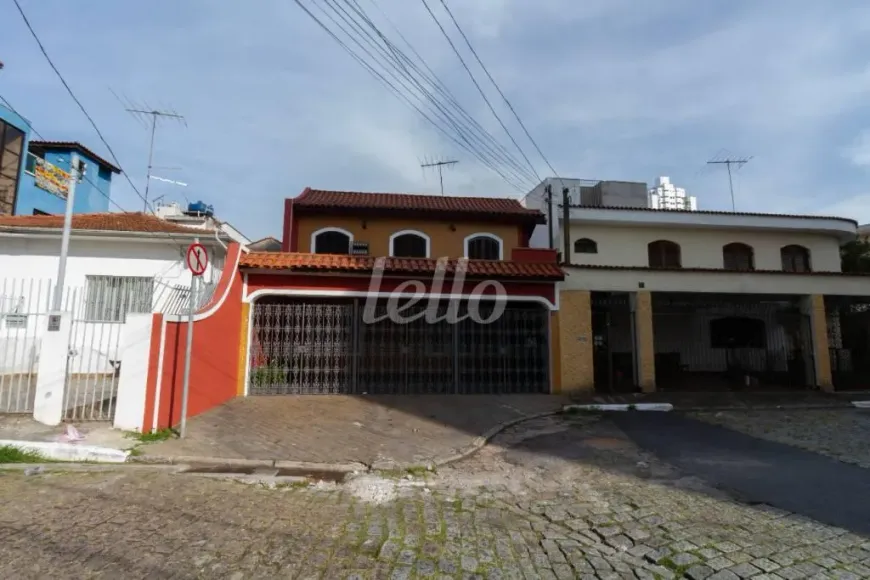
[[2, 0, 870, 241]]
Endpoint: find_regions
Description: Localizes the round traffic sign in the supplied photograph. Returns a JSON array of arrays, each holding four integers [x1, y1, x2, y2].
[[186, 242, 209, 276]]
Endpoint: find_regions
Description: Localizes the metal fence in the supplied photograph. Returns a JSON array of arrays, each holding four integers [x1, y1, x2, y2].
[[0, 279, 66, 413], [0, 275, 207, 421]]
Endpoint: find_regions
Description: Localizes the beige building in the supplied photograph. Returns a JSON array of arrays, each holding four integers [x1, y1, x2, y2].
[[524, 201, 870, 395]]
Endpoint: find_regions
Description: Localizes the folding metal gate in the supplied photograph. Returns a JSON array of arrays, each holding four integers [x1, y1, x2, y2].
[[248, 298, 550, 395]]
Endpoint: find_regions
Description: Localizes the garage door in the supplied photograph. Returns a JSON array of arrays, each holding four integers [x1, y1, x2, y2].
[[248, 298, 550, 395]]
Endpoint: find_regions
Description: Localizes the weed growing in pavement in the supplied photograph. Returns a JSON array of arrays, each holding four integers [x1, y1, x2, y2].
[[124, 428, 176, 443], [0, 444, 46, 463]]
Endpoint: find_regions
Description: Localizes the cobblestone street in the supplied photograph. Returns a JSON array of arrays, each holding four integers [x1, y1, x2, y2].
[[1, 414, 870, 579], [691, 409, 870, 469]]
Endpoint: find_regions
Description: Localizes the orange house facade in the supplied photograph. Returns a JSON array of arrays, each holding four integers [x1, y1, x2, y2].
[[133, 189, 564, 431]]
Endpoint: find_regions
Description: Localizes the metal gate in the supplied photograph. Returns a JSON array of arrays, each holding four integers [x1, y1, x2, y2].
[[652, 293, 814, 391], [62, 295, 123, 421], [827, 296, 870, 391], [0, 279, 53, 413], [248, 298, 550, 395]]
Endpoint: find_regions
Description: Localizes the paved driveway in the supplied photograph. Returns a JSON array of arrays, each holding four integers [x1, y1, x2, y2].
[[612, 412, 870, 536], [142, 395, 566, 467]]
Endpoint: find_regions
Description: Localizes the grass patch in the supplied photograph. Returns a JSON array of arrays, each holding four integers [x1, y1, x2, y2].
[[658, 557, 691, 576], [375, 466, 433, 479], [0, 444, 46, 463], [124, 428, 176, 443]]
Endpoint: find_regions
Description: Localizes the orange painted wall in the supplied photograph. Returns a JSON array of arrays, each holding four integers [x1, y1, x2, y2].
[[295, 216, 522, 258], [148, 244, 245, 430]]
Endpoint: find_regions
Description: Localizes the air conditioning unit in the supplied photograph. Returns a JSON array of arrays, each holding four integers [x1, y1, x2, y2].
[[351, 241, 369, 256]]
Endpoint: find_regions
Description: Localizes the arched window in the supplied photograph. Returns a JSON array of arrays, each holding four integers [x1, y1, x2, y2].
[[574, 238, 598, 254], [311, 227, 352, 254], [648, 240, 681, 268], [464, 233, 503, 260], [390, 230, 430, 258], [781, 245, 811, 272], [723, 242, 755, 271]]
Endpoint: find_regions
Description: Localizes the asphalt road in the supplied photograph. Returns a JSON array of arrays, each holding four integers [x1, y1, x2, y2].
[[613, 412, 870, 536]]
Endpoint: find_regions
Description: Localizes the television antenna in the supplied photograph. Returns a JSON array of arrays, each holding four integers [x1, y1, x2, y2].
[[421, 157, 459, 196], [111, 90, 186, 212], [707, 153, 752, 211]]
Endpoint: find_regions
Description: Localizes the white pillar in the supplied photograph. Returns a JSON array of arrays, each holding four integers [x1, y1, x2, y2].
[[33, 312, 72, 426], [113, 314, 155, 431]]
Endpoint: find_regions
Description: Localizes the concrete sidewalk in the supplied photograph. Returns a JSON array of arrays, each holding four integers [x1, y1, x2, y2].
[[0, 416, 130, 450], [139, 395, 566, 469]]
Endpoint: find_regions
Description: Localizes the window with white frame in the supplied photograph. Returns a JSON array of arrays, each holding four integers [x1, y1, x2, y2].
[[390, 230, 430, 258], [465, 234, 503, 260], [85, 276, 154, 322]]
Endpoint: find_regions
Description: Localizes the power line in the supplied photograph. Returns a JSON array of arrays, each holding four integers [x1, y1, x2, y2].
[[0, 92, 215, 261], [292, 0, 530, 192], [436, 0, 561, 182], [11, 0, 160, 216], [319, 1, 537, 189], [339, 0, 538, 185], [418, 0, 541, 183]]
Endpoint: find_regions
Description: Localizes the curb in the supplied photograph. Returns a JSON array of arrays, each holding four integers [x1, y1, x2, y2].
[[852, 401, 870, 409], [564, 403, 674, 413], [134, 410, 567, 475], [681, 403, 857, 412], [0, 439, 129, 463], [131, 454, 366, 474]]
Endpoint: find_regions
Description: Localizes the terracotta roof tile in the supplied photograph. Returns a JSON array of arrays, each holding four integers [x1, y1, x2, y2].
[[0, 212, 206, 235], [293, 188, 545, 222], [28, 140, 121, 173], [241, 252, 564, 280]]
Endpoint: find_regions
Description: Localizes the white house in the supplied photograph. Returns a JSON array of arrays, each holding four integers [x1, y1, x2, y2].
[[522, 190, 870, 395], [0, 212, 230, 419]]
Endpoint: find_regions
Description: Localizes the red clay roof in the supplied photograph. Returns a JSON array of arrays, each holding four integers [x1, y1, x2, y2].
[[293, 188, 545, 222], [28, 140, 122, 173], [241, 252, 564, 280], [0, 212, 206, 235]]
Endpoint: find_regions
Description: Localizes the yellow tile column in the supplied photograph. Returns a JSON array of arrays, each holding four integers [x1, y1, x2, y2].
[[632, 291, 656, 393], [236, 302, 251, 396], [807, 294, 833, 391], [556, 290, 595, 394]]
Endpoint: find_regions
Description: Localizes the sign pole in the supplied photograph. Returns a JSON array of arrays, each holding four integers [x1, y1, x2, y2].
[[179, 238, 207, 438], [52, 153, 78, 311]]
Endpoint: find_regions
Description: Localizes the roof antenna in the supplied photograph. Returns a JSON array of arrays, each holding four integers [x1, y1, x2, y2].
[[112, 90, 186, 213], [707, 152, 752, 211], [421, 157, 459, 196]]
